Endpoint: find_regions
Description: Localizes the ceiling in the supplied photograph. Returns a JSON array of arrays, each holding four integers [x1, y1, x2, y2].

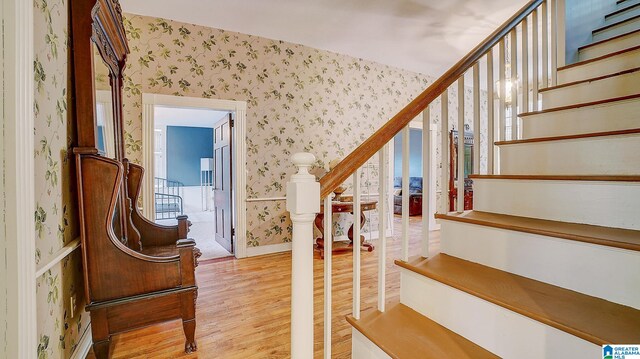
[[121, 0, 528, 77], [154, 106, 229, 129]]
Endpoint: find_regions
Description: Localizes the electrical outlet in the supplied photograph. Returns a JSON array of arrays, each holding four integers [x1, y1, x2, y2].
[[70, 294, 77, 318]]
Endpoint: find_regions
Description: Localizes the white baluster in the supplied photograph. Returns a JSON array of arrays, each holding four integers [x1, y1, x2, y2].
[[542, 0, 549, 89], [486, 49, 495, 174], [457, 78, 465, 213], [550, 0, 558, 86], [377, 145, 387, 312], [421, 108, 431, 258], [401, 126, 410, 261], [522, 16, 530, 116], [352, 169, 361, 320], [323, 195, 332, 359], [286, 152, 320, 359], [499, 39, 507, 143], [532, 7, 540, 111], [441, 91, 450, 213], [510, 28, 518, 140], [473, 63, 480, 175], [557, 0, 566, 68]]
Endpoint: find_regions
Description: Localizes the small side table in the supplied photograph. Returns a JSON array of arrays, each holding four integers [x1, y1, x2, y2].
[[314, 200, 377, 259]]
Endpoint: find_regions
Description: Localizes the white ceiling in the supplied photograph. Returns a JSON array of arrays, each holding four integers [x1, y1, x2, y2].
[[121, 0, 528, 76], [154, 106, 229, 129]]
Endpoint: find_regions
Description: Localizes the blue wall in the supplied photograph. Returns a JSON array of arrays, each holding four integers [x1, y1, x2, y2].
[[97, 126, 105, 154], [166, 126, 214, 186], [565, 0, 616, 64], [394, 128, 423, 178]]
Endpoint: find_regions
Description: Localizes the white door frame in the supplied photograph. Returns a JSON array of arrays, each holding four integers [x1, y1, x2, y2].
[[389, 121, 440, 230], [3, 0, 38, 357], [142, 94, 248, 258]]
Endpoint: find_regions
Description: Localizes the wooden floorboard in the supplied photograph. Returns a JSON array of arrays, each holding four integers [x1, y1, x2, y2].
[[87, 215, 438, 358]]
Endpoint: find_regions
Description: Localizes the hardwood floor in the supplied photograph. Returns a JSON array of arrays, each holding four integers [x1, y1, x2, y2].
[[88, 215, 439, 358]]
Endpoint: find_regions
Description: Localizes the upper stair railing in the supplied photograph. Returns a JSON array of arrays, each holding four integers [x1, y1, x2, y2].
[[286, 0, 566, 357]]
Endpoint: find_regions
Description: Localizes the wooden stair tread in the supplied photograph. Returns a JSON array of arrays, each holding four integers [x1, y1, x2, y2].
[[538, 67, 640, 93], [347, 303, 499, 359], [593, 13, 640, 34], [606, 2, 640, 20], [518, 93, 640, 117], [579, 28, 640, 51], [494, 128, 640, 146], [558, 44, 640, 71], [396, 254, 640, 345], [469, 174, 640, 182], [436, 210, 640, 251]]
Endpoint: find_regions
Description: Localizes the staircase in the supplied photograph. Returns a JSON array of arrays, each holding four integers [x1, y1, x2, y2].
[[348, 1, 640, 358], [285, 1, 640, 358]]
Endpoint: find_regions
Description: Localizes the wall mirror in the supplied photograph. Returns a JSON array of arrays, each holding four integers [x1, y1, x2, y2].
[[93, 43, 116, 158]]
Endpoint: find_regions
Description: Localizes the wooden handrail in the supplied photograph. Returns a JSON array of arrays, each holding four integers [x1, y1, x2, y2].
[[319, 0, 544, 198]]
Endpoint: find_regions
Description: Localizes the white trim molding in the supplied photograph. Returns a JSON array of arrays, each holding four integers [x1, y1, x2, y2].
[[70, 327, 92, 359], [246, 197, 286, 203], [246, 242, 293, 257], [35, 238, 81, 278], [141, 94, 248, 258], [3, 0, 37, 357]]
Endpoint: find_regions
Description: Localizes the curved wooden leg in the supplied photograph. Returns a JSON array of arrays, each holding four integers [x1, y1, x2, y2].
[[93, 340, 111, 359], [314, 213, 325, 257], [180, 291, 197, 353], [182, 319, 197, 353], [350, 211, 374, 252], [90, 308, 111, 359]]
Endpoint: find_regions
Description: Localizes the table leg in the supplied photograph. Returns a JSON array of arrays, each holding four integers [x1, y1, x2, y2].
[[314, 212, 325, 258], [347, 212, 375, 252]]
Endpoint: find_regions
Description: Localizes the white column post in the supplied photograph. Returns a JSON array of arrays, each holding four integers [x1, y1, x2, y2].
[[4, 0, 37, 357], [286, 152, 320, 359]]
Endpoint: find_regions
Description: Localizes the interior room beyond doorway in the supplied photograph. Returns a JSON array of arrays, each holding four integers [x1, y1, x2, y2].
[[153, 106, 233, 260]]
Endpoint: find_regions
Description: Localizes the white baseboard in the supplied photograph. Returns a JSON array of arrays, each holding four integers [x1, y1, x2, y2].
[[70, 327, 92, 359], [245, 226, 436, 258], [246, 242, 292, 257]]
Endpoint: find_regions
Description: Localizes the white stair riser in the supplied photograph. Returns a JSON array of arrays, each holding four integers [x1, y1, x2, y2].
[[440, 220, 640, 309], [606, 4, 640, 24], [473, 179, 640, 230], [593, 16, 640, 42], [352, 329, 391, 359], [400, 270, 600, 359], [541, 70, 640, 109], [499, 134, 640, 175], [521, 99, 640, 138], [558, 47, 640, 84], [579, 31, 640, 61]]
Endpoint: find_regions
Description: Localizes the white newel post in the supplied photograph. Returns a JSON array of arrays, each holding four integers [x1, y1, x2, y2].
[[286, 152, 320, 359]]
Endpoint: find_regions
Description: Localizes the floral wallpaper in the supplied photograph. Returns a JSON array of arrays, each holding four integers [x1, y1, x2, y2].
[[34, 0, 90, 357], [122, 15, 442, 247]]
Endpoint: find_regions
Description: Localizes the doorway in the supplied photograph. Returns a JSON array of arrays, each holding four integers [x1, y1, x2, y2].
[[391, 120, 439, 230], [142, 94, 248, 259]]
